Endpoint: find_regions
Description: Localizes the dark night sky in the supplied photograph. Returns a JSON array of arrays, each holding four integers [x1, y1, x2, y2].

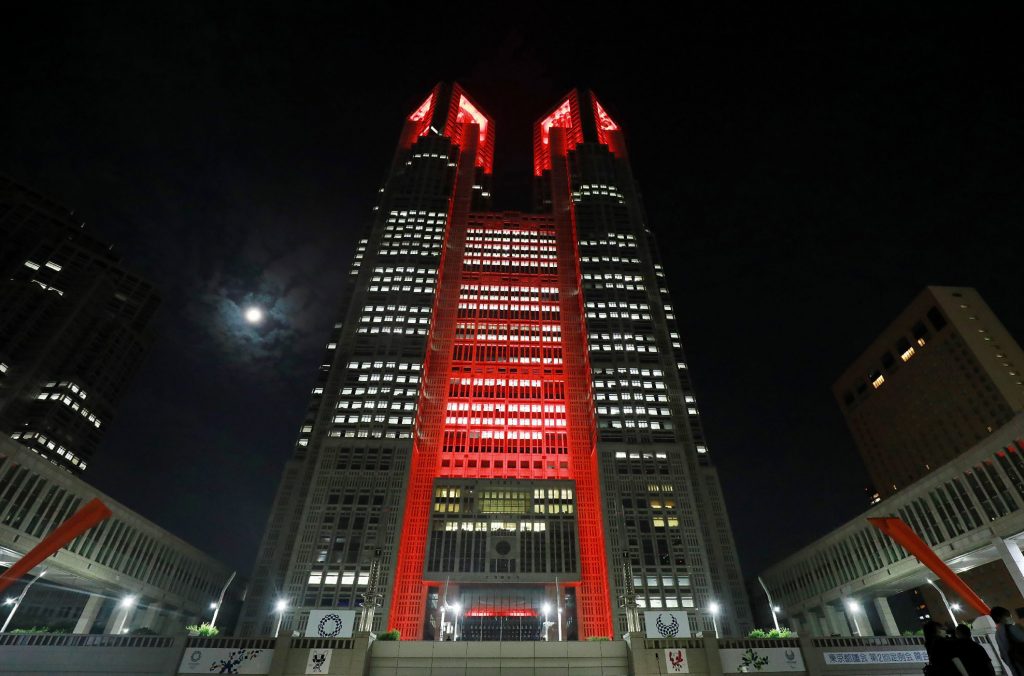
[[2, 3, 1022, 578]]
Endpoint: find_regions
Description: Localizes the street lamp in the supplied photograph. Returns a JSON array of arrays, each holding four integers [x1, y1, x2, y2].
[[451, 603, 461, 642], [709, 601, 721, 639], [1, 570, 47, 633], [950, 603, 961, 623], [273, 599, 288, 637], [542, 603, 552, 641], [845, 600, 862, 636], [114, 595, 137, 635]]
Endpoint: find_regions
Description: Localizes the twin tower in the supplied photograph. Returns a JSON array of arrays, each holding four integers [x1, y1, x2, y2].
[[239, 83, 752, 640]]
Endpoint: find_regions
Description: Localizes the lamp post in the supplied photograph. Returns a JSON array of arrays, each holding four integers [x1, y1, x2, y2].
[[209, 571, 235, 630], [273, 599, 288, 637], [542, 603, 551, 641], [845, 600, 862, 636], [757, 576, 781, 632], [709, 601, 721, 639], [114, 595, 137, 635], [1, 569, 46, 633]]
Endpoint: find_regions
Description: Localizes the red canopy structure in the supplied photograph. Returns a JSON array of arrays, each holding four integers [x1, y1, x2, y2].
[[868, 516, 990, 616], [0, 498, 112, 596]]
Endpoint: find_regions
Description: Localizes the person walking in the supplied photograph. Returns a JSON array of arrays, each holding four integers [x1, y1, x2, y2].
[[924, 621, 968, 676], [992, 607, 1024, 676], [953, 624, 995, 676]]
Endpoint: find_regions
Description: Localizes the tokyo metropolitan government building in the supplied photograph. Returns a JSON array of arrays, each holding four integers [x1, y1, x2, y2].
[[239, 84, 752, 640]]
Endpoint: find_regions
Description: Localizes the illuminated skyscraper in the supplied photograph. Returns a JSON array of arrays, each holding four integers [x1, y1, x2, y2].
[[240, 84, 752, 639]]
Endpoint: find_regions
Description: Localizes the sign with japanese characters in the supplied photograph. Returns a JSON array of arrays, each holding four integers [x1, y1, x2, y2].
[[823, 650, 928, 665]]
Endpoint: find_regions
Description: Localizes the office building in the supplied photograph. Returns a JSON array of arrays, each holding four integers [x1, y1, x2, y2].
[[240, 83, 752, 639], [834, 286, 1024, 498], [0, 178, 159, 473]]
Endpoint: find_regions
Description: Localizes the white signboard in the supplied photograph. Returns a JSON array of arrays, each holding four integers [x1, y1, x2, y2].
[[664, 648, 690, 672], [178, 647, 274, 674], [306, 648, 332, 674], [823, 650, 927, 665], [644, 610, 691, 638], [721, 647, 805, 673], [305, 609, 356, 638]]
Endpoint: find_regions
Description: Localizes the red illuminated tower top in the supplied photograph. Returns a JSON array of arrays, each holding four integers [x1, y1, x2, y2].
[[533, 89, 628, 176], [400, 83, 496, 174]]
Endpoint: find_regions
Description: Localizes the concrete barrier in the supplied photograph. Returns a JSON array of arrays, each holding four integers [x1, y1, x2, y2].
[[0, 632, 1005, 675]]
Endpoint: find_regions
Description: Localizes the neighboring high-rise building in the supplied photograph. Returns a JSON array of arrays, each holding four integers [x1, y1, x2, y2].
[[240, 83, 752, 640], [834, 286, 1024, 498], [0, 177, 159, 473]]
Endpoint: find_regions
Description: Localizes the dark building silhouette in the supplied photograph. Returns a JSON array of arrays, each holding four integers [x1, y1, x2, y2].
[[0, 177, 158, 472]]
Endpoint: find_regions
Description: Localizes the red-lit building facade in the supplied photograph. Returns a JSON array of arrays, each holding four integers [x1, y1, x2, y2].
[[239, 84, 752, 640]]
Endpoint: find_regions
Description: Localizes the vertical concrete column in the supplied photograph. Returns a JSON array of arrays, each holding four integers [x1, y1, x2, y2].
[[993, 537, 1024, 599], [824, 604, 850, 636], [103, 603, 137, 634], [847, 603, 873, 636], [73, 593, 105, 634], [138, 602, 163, 632], [873, 597, 900, 636], [702, 635, 725, 676], [805, 608, 825, 637]]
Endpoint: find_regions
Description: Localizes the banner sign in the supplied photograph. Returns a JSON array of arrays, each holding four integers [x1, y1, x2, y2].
[[823, 650, 928, 665], [305, 609, 356, 638], [721, 647, 805, 673], [179, 647, 274, 674], [665, 648, 690, 672], [306, 648, 332, 674], [644, 610, 691, 638]]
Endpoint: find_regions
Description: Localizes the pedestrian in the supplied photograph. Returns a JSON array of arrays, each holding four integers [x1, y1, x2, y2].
[[953, 624, 995, 676], [924, 621, 968, 676], [991, 607, 1024, 676]]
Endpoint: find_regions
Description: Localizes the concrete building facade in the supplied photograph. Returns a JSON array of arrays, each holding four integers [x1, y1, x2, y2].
[[240, 84, 752, 641], [834, 286, 1024, 498], [0, 436, 238, 634]]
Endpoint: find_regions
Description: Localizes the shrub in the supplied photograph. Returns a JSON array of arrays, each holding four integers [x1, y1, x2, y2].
[[748, 627, 794, 638], [377, 628, 400, 641], [186, 623, 220, 637], [9, 626, 64, 634]]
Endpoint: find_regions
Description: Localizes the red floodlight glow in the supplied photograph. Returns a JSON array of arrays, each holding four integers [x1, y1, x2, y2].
[[456, 95, 488, 147], [409, 93, 434, 122]]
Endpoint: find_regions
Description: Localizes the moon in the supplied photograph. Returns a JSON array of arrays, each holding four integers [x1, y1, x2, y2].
[[244, 306, 264, 324]]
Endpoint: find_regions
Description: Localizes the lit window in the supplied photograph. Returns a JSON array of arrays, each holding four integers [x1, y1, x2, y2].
[[872, 374, 885, 389], [900, 347, 915, 362]]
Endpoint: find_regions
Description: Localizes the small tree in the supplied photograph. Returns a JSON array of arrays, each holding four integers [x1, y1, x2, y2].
[[186, 622, 220, 637]]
